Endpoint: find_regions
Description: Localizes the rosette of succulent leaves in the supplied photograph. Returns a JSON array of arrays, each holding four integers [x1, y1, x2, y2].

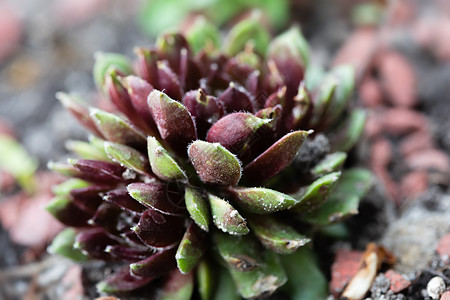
[[47, 14, 372, 300]]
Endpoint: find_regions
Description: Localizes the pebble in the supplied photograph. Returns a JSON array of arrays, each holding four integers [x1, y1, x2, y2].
[[399, 130, 434, 156], [333, 28, 378, 77], [384, 270, 411, 293], [436, 233, 450, 264], [405, 149, 450, 173], [441, 291, 450, 300], [329, 249, 363, 297], [370, 138, 392, 169], [400, 171, 428, 200], [426, 276, 446, 299], [359, 78, 384, 108], [379, 50, 417, 107], [382, 108, 428, 135]]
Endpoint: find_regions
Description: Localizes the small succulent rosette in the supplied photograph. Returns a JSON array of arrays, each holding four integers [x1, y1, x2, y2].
[[47, 15, 372, 299]]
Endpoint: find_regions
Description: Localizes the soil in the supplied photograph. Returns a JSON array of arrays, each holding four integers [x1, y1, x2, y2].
[[0, 0, 448, 299]]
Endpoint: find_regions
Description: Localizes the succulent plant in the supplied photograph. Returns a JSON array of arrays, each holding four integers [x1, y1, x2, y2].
[[47, 16, 371, 299]]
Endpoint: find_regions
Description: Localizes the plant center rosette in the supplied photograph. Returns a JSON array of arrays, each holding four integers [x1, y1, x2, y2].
[[47, 16, 372, 299]]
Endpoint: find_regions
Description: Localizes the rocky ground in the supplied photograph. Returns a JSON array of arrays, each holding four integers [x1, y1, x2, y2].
[[0, 0, 449, 299]]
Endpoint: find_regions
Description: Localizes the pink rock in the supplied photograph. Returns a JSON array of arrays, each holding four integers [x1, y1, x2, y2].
[[329, 249, 364, 297], [400, 130, 434, 156], [388, 0, 416, 26], [333, 28, 378, 78], [379, 51, 417, 107], [364, 112, 384, 140], [382, 108, 428, 135], [359, 77, 384, 108], [61, 265, 84, 300], [434, 18, 450, 61], [441, 291, 450, 300], [371, 138, 392, 169], [436, 233, 450, 264], [0, 119, 16, 138], [0, 170, 15, 192], [405, 149, 450, 173], [400, 171, 428, 200], [0, 172, 64, 247], [0, 4, 22, 62], [374, 166, 401, 205], [385, 270, 411, 293], [53, 0, 107, 27]]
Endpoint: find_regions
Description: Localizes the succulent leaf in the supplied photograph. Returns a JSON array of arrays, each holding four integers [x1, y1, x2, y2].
[[147, 90, 197, 156], [217, 83, 254, 113], [48, 228, 88, 261], [267, 26, 309, 95], [106, 244, 153, 261], [176, 222, 206, 274], [208, 194, 249, 235], [188, 141, 242, 186], [249, 215, 310, 254], [280, 247, 328, 300], [224, 13, 270, 56], [75, 227, 118, 260], [97, 266, 154, 293], [65, 139, 110, 161], [156, 61, 184, 100], [321, 65, 355, 127], [214, 232, 287, 298], [229, 187, 299, 214], [52, 179, 89, 197], [206, 112, 270, 159], [120, 75, 157, 134], [130, 247, 177, 277], [243, 130, 311, 182], [127, 182, 186, 216], [329, 108, 366, 152], [90, 108, 146, 147], [103, 187, 147, 213], [303, 168, 373, 225], [93, 52, 133, 90], [291, 172, 342, 212], [134, 209, 185, 248], [185, 186, 210, 231], [159, 269, 194, 300], [46, 196, 92, 227], [147, 136, 187, 181], [105, 141, 151, 176], [312, 152, 347, 177], [197, 260, 214, 300], [56, 92, 104, 137], [185, 16, 220, 55], [69, 159, 127, 184]]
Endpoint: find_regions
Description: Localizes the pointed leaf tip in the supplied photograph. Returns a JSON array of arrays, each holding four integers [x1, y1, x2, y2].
[[188, 141, 242, 186], [147, 90, 196, 156], [185, 186, 210, 231], [244, 130, 311, 182], [208, 194, 249, 236], [230, 187, 299, 214], [147, 136, 187, 181]]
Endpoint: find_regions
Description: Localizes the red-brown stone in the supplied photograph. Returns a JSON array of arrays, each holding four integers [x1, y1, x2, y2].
[[400, 130, 434, 156], [405, 149, 450, 173], [382, 108, 428, 135], [400, 171, 428, 200], [329, 249, 364, 297], [385, 269, 411, 293], [379, 50, 417, 107], [359, 77, 384, 108], [436, 233, 450, 264]]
